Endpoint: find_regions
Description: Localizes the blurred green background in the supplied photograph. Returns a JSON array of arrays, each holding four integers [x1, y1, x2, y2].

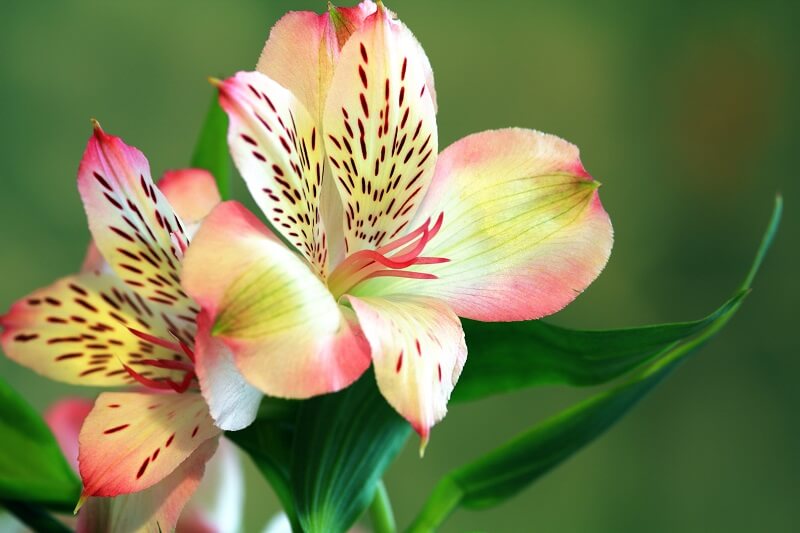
[[1, 0, 797, 531]]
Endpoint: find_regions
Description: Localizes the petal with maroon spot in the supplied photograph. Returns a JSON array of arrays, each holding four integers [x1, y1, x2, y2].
[[1, 272, 192, 386], [182, 201, 371, 399], [77, 436, 218, 533], [77, 123, 196, 326], [217, 72, 330, 277], [323, 6, 438, 254], [157, 169, 221, 226], [346, 294, 466, 449], [256, 2, 377, 127], [360, 129, 614, 322], [193, 310, 262, 431], [78, 391, 220, 497]]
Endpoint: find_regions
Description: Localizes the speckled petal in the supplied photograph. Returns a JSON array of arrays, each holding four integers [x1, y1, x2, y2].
[[1, 272, 193, 386], [78, 391, 220, 497], [346, 294, 466, 446], [323, 6, 438, 254], [77, 124, 197, 330]]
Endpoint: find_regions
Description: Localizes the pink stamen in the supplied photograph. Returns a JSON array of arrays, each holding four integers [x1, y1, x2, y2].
[[178, 340, 196, 364], [124, 329, 198, 393], [328, 213, 447, 297], [123, 363, 196, 394], [123, 364, 179, 391], [128, 328, 183, 353], [139, 358, 195, 372], [361, 270, 438, 282]]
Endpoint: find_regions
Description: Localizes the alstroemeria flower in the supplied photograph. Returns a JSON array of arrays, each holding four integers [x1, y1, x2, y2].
[[44, 398, 244, 533], [183, 2, 613, 444], [0, 125, 259, 530]]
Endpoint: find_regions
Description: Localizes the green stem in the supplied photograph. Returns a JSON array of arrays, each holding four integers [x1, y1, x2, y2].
[[406, 478, 462, 533], [368, 481, 397, 533]]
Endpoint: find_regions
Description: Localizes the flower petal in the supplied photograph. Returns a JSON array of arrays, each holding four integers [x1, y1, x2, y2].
[[362, 129, 614, 322], [346, 294, 466, 443], [78, 391, 220, 497], [217, 71, 330, 276], [77, 124, 197, 324], [193, 310, 262, 431], [44, 398, 93, 472], [177, 437, 244, 533], [77, 436, 218, 533], [323, 6, 438, 254], [157, 169, 221, 226], [182, 201, 371, 398], [256, 2, 378, 127], [1, 272, 192, 386]]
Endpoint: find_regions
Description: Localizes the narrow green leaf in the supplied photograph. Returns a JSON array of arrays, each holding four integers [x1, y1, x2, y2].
[[408, 196, 782, 532], [455, 294, 740, 402], [292, 374, 411, 533], [0, 377, 80, 511], [1, 501, 72, 533], [191, 92, 230, 199]]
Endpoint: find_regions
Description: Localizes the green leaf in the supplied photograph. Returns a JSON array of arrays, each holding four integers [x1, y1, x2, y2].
[[408, 196, 782, 532], [292, 374, 411, 533], [191, 91, 230, 199], [1, 501, 72, 533], [0, 377, 80, 511], [455, 294, 741, 402]]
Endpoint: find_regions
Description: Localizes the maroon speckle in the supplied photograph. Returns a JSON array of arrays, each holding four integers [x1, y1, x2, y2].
[[136, 457, 149, 479], [110, 226, 135, 242], [74, 298, 99, 312], [55, 352, 83, 361], [103, 424, 130, 434], [104, 192, 123, 210], [358, 65, 368, 88], [93, 172, 113, 191], [69, 284, 88, 296]]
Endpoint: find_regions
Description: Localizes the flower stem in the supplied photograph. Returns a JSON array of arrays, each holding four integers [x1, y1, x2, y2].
[[368, 480, 397, 533]]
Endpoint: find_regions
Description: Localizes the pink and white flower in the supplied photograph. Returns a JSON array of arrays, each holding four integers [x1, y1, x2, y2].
[[182, 1, 613, 447], [44, 398, 244, 533], [0, 124, 258, 529]]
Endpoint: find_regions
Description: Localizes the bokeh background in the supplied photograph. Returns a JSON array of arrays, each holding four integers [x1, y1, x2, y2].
[[1, 0, 797, 531]]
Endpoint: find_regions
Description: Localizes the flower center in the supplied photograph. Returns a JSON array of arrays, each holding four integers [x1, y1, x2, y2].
[[327, 213, 448, 299], [124, 328, 197, 393]]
